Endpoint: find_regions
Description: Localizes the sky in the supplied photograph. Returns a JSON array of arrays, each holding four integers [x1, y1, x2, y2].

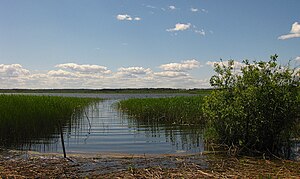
[[0, 0, 299, 89]]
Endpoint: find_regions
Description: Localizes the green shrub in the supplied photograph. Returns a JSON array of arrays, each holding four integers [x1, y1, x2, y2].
[[203, 55, 300, 157]]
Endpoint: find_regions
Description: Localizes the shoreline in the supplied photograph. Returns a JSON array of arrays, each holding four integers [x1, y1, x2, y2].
[[1, 149, 299, 178]]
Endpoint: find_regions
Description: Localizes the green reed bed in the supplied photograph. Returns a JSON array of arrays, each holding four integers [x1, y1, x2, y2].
[[118, 96, 204, 125], [0, 94, 99, 148]]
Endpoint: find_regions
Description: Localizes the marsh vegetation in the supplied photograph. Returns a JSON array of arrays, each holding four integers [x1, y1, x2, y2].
[[0, 93, 203, 154], [0, 94, 99, 149], [118, 96, 204, 125]]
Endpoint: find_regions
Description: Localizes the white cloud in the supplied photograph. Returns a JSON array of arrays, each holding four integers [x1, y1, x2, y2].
[[206, 60, 246, 70], [159, 59, 201, 71], [190, 8, 208, 13], [295, 56, 300, 62], [116, 14, 141, 21], [279, 33, 300, 40], [117, 14, 132, 21], [166, 23, 191, 32], [117, 67, 152, 78], [154, 71, 188, 78], [0, 64, 30, 77], [1, 60, 210, 89], [134, 17, 141, 21], [206, 61, 216, 67], [48, 69, 78, 78], [118, 67, 152, 74], [195, 29, 206, 36], [290, 22, 300, 34], [169, 5, 176, 10], [278, 22, 300, 40], [190, 8, 198, 12], [55, 63, 111, 74]]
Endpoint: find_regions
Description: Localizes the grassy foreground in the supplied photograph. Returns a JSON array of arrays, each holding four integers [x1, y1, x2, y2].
[[118, 96, 204, 125], [0, 94, 99, 147]]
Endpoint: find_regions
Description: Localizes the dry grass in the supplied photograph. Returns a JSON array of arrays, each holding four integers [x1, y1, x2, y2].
[[0, 150, 299, 178]]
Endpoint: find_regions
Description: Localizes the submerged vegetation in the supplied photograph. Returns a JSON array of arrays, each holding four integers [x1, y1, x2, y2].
[[0, 94, 99, 148]]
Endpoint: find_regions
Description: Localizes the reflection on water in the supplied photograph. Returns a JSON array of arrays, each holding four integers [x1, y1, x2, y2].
[[1, 93, 298, 158], [1, 94, 204, 154], [62, 100, 204, 154], [0, 101, 86, 151]]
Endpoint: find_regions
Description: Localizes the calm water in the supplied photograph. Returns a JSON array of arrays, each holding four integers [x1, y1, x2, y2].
[[6, 93, 204, 154]]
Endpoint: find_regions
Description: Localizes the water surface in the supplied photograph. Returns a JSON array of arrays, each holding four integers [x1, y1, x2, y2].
[[62, 99, 204, 154], [3, 93, 204, 154]]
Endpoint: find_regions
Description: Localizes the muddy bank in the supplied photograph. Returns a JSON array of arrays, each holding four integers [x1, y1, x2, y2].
[[0, 150, 299, 178]]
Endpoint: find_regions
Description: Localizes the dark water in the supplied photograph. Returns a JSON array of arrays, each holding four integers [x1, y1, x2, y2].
[[2, 93, 204, 154]]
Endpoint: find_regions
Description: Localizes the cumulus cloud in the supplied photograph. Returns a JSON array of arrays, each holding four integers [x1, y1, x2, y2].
[[278, 22, 300, 40], [134, 17, 141, 21], [159, 59, 200, 71], [116, 14, 132, 21], [118, 67, 152, 74], [0, 64, 30, 77], [206, 60, 245, 70], [47, 69, 78, 78], [154, 71, 188, 78], [167, 23, 191, 32], [295, 56, 300, 62], [169, 5, 176, 10], [168, 23, 207, 37], [55, 63, 111, 74], [117, 67, 152, 78], [190, 8, 198, 12], [1, 60, 210, 89], [116, 14, 141, 21]]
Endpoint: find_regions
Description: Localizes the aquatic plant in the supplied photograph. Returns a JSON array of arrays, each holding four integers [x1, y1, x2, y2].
[[118, 96, 206, 152], [118, 96, 205, 125], [0, 94, 99, 148]]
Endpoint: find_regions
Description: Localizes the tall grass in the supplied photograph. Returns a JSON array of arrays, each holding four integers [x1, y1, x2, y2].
[[0, 94, 99, 148], [118, 96, 204, 125], [118, 96, 205, 152]]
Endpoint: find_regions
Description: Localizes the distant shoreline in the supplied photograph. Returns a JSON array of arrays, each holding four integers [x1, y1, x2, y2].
[[0, 88, 212, 94]]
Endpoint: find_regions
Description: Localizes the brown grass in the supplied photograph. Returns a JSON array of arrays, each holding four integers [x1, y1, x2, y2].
[[0, 150, 299, 178]]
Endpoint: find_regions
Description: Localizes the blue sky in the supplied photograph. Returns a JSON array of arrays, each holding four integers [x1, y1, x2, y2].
[[0, 0, 299, 89]]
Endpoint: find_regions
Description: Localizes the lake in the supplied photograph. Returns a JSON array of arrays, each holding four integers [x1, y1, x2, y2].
[[2, 93, 204, 154]]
